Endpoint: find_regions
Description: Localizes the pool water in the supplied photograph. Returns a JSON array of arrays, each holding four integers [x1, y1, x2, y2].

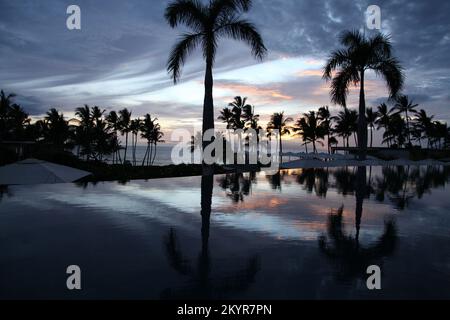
[[1, 165, 449, 299]]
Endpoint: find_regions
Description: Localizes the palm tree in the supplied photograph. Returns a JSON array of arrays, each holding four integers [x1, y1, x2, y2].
[[0, 90, 17, 141], [267, 112, 293, 163], [106, 111, 121, 164], [295, 111, 325, 153], [413, 109, 434, 148], [318, 106, 332, 153], [8, 104, 29, 140], [44, 108, 69, 149], [323, 30, 404, 159], [130, 119, 141, 166], [218, 107, 234, 131], [366, 107, 378, 148], [150, 123, 165, 165], [165, 0, 267, 170], [118, 108, 132, 164], [140, 114, 157, 166], [332, 108, 358, 147], [392, 95, 418, 146], [375, 103, 392, 147]]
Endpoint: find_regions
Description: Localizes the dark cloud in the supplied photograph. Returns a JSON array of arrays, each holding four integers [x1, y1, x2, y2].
[[0, 0, 449, 122]]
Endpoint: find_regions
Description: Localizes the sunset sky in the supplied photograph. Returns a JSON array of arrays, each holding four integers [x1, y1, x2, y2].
[[1, 0, 449, 146]]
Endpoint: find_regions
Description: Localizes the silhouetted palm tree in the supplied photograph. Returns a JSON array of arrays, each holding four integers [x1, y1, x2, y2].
[[332, 107, 357, 147], [295, 111, 325, 153], [267, 112, 293, 163], [366, 107, 378, 148], [375, 103, 392, 147], [323, 30, 404, 159], [392, 95, 418, 146], [165, 0, 267, 171], [119, 108, 132, 164], [318, 106, 332, 153], [44, 108, 69, 149], [106, 110, 121, 164], [130, 118, 141, 166], [150, 123, 164, 165], [141, 114, 156, 166]]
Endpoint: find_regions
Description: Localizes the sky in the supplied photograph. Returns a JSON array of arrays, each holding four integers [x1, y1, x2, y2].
[[1, 0, 449, 147]]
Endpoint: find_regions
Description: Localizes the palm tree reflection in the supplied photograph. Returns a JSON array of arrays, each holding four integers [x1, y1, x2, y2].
[[0, 185, 11, 202], [319, 167, 397, 281], [217, 172, 256, 203], [161, 175, 259, 299], [296, 168, 329, 198]]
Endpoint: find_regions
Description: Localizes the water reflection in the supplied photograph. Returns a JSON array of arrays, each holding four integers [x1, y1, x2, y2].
[[161, 175, 260, 299], [217, 172, 256, 203], [0, 185, 10, 202], [318, 167, 398, 281]]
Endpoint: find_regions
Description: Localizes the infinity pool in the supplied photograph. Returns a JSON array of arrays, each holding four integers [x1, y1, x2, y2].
[[1, 165, 449, 299]]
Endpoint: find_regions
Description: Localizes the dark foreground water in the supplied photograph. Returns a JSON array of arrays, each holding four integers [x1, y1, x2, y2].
[[1, 165, 450, 300]]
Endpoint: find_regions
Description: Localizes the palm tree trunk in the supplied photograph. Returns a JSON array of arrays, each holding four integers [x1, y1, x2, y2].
[[142, 143, 149, 166], [370, 127, 374, 148], [279, 133, 283, 165], [406, 110, 411, 146], [152, 142, 157, 164], [203, 56, 215, 175], [305, 142, 308, 154], [123, 133, 128, 164], [358, 70, 368, 160]]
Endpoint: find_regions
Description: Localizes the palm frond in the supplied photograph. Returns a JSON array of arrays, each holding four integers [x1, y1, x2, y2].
[[167, 33, 202, 83], [216, 19, 267, 60], [165, 0, 206, 31]]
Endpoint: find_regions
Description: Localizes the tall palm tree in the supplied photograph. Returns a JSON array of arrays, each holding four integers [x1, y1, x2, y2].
[[375, 103, 392, 147], [267, 112, 293, 163], [295, 111, 325, 153], [118, 108, 132, 164], [366, 107, 378, 148], [106, 110, 121, 164], [392, 95, 418, 146], [323, 30, 404, 159], [150, 123, 165, 165], [0, 90, 17, 141], [332, 108, 358, 148], [318, 106, 332, 153], [218, 107, 234, 131], [413, 109, 434, 148], [165, 0, 267, 170], [45, 108, 69, 149], [141, 114, 157, 166], [8, 104, 29, 140], [130, 118, 141, 166]]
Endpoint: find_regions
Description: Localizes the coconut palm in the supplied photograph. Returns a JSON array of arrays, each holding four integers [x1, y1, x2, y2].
[[267, 112, 293, 163], [413, 109, 434, 148], [150, 122, 165, 165], [0, 90, 17, 141], [323, 30, 404, 159], [318, 106, 332, 153], [218, 107, 234, 131], [130, 119, 141, 166], [44, 108, 69, 149], [391, 95, 418, 146], [106, 110, 122, 164], [8, 104, 30, 140], [165, 0, 267, 170], [295, 111, 325, 153], [118, 108, 132, 164], [375, 103, 392, 147], [141, 114, 157, 166], [366, 107, 378, 148], [332, 108, 358, 147]]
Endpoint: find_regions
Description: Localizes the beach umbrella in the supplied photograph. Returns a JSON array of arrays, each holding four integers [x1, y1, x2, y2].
[[0, 158, 91, 185]]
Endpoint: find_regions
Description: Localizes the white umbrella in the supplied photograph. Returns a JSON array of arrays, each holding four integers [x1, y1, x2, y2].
[[0, 158, 91, 185]]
